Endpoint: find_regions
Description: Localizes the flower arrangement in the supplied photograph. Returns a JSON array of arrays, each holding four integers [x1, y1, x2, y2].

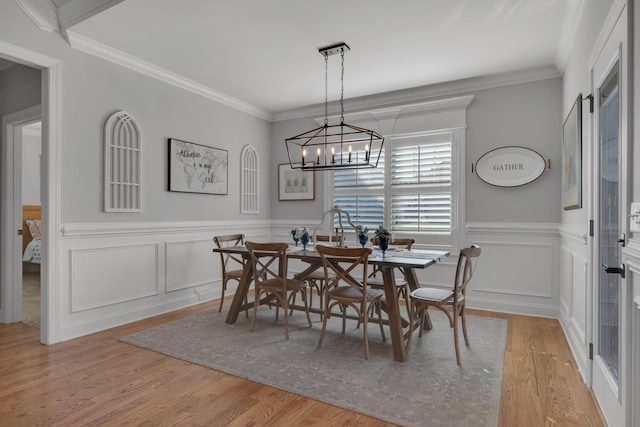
[[294, 227, 309, 239], [356, 225, 369, 247], [292, 227, 310, 249], [374, 225, 392, 240], [355, 224, 369, 237]]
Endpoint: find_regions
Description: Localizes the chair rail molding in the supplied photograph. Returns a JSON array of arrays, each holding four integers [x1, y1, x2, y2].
[[466, 221, 560, 236]]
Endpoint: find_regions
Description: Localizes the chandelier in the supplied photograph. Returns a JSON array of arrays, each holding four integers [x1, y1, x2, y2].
[[285, 42, 384, 171]]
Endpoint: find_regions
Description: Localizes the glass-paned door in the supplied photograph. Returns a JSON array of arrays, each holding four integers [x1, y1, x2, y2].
[[597, 64, 620, 382]]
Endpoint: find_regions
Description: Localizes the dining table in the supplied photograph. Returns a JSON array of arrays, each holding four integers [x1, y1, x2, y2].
[[212, 243, 449, 362]]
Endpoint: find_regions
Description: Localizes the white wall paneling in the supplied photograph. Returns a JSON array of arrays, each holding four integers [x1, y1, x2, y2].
[[57, 219, 271, 341], [465, 222, 560, 318], [559, 226, 590, 382], [165, 239, 218, 292], [70, 244, 159, 312]]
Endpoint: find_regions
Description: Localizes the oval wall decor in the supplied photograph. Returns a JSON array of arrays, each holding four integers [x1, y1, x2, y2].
[[474, 146, 547, 187]]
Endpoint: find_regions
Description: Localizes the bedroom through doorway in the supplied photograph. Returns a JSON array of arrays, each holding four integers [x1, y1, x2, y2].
[[21, 121, 42, 328]]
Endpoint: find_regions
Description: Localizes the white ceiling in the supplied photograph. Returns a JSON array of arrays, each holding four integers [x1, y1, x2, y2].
[[65, 0, 573, 116]]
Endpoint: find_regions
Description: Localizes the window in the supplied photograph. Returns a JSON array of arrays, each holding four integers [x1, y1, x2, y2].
[[390, 133, 452, 233], [240, 145, 259, 214], [104, 111, 141, 212], [327, 95, 471, 247], [331, 128, 465, 246]]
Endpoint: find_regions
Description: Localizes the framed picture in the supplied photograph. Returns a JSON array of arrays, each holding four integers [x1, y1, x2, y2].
[[562, 95, 582, 210], [278, 163, 315, 201], [168, 138, 228, 195]]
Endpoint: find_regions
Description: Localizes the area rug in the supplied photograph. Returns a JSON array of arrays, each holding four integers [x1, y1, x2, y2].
[[120, 307, 507, 426]]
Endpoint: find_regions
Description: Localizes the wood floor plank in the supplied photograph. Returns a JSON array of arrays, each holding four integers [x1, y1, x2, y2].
[[0, 302, 602, 426]]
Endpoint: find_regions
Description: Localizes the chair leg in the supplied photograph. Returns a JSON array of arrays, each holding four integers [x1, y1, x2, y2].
[[302, 289, 312, 327], [461, 307, 470, 347], [423, 307, 433, 330], [316, 301, 329, 350], [362, 306, 370, 360], [406, 299, 415, 351], [250, 289, 260, 332], [453, 311, 461, 366], [282, 296, 290, 340], [375, 301, 386, 342], [218, 279, 227, 312]]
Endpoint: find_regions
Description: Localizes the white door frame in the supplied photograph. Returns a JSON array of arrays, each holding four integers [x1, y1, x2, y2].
[[587, 1, 630, 425], [1, 105, 41, 324], [0, 40, 61, 344]]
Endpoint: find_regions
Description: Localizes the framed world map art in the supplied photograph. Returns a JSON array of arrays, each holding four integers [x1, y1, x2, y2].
[[168, 138, 228, 195]]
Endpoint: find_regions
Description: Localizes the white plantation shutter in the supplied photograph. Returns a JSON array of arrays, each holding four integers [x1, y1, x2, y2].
[[334, 150, 385, 228], [390, 136, 452, 232], [332, 133, 455, 234]]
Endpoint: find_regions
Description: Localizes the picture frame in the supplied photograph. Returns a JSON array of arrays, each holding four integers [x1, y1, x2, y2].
[[168, 138, 228, 195], [562, 94, 582, 210], [278, 163, 315, 201]]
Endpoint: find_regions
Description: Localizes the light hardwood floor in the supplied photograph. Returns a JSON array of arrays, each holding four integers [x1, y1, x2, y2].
[[0, 302, 603, 426]]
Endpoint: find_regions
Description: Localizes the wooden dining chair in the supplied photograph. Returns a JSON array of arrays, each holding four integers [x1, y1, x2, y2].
[[406, 244, 481, 365], [213, 233, 248, 315], [303, 235, 343, 311], [315, 245, 386, 359], [246, 242, 312, 340], [368, 237, 415, 317]]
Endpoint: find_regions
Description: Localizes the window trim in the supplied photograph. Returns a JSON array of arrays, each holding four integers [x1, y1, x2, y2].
[[323, 96, 471, 249]]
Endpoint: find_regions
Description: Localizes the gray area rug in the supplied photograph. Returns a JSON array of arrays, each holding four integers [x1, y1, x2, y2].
[[120, 306, 507, 426]]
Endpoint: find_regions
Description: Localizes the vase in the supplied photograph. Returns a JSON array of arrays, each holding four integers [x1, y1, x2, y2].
[[378, 236, 389, 257], [291, 229, 299, 246], [358, 234, 368, 248], [300, 233, 309, 250]]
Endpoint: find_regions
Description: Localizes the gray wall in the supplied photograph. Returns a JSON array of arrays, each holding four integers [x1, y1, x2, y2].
[[271, 77, 563, 225], [0, 0, 272, 224], [0, 63, 41, 117]]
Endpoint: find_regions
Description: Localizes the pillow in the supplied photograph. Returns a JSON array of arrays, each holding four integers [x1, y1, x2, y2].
[[26, 219, 41, 241]]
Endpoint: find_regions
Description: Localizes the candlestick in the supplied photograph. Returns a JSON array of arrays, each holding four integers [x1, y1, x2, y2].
[[331, 146, 335, 164], [348, 145, 352, 163], [316, 148, 320, 165], [365, 144, 369, 162], [302, 148, 306, 166]]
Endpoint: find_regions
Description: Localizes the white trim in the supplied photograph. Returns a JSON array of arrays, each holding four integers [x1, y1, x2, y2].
[[57, 0, 125, 32], [274, 66, 560, 122], [555, 0, 586, 72], [61, 219, 271, 238], [0, 41, 62, 344], [65, 32, 272, 121], [14, 0, 59, 32], [467, 222, 560, 236]]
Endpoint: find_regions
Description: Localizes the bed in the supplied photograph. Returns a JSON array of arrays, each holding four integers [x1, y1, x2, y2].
[[22, 205, 42, 265]]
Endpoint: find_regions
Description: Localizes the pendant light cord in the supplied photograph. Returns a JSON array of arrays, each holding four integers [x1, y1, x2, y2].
[[340, 47, 345, 125]]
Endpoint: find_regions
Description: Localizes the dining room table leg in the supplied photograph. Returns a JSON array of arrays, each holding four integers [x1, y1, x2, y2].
[[379, 265, 407, 362], [225, 254, 254, 324]]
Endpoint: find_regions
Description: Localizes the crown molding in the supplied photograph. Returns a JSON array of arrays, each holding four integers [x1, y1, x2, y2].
[[313, 95, 474, 125], [14, 0, 59, 32], [66, 32, 272, 121], [555, 0, 585, 72], [272, 65, 561, 122], [56, 0, 124, 32]]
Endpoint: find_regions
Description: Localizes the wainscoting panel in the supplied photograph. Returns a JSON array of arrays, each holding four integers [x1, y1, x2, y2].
[[466, 222, 560, 318], [57, 220, 272, 341], [70, 244, 159, 312], [471, 240, 553, 298], [558, 225, 589, 382], [166, 239, 218, 292]]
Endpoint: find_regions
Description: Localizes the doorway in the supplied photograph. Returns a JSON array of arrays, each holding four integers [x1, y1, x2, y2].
[[589, 4, 629, 425], [21, 121, 42, 328]]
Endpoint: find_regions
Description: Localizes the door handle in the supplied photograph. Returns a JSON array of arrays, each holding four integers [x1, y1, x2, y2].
[[602, 263, 625, 279]]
